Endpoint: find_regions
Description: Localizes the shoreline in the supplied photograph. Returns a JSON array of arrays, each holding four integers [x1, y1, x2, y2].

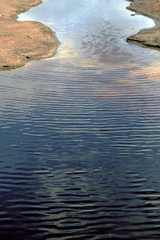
[[0, 0, 60, 70], [127, 0, 160, 50]]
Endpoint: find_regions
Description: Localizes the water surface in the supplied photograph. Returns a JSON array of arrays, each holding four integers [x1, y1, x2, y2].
[[1, 0, 160, 239]]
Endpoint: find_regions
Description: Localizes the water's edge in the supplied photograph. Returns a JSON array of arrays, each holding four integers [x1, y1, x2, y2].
[[127, 0, 160, 51], [0, 0, 60, 70]]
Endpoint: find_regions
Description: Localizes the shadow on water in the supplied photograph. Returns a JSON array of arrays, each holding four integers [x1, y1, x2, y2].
[[1, 0, 160, 239]]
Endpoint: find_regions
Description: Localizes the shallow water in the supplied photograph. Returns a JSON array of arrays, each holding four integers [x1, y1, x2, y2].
[[1, 0, 160, 239]]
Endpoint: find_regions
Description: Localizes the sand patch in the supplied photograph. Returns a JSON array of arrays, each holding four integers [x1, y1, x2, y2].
[[127, 0, 160, 50], [0, 0, 60, 70]]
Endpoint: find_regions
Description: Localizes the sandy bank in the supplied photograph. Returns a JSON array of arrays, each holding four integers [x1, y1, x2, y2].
[[127, 0, 160, 50], [0, 0, 60, 70]]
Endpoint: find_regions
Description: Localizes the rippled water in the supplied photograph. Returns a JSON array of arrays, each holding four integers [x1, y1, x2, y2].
[[1, 0, 160, 239]]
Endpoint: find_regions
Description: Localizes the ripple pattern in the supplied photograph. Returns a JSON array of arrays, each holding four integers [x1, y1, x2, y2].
[[1, 0, 160, 239], [0, 59, 160, 239]]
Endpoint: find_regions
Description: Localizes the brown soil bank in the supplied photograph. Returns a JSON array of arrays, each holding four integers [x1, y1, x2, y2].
[[0, 0, 60, 70], [127, 0, 160, 50]]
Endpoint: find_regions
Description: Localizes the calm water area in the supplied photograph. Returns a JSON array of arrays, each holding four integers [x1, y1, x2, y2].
[[1, 0, 160, 239]]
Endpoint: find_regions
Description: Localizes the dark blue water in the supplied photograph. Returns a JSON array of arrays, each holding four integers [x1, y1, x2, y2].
[[1, 0, 160, 239]]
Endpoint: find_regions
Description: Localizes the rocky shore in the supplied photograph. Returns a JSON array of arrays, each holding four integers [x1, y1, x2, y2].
[[127, 0, 160, 50], [0, 0, 60, 70]]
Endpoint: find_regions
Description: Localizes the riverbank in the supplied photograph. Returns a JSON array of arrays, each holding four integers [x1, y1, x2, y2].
[[127, 0, 160, 50], [0, 0, 60, 70]]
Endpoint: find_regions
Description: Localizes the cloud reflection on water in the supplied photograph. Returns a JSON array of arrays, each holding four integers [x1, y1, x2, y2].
[[1, 1, 160, 239], [18, 0, 155, 66]]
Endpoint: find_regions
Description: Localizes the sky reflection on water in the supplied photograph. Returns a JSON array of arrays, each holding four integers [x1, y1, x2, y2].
[[19, 0, 155, 65], [1, 0, 160, 239]]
